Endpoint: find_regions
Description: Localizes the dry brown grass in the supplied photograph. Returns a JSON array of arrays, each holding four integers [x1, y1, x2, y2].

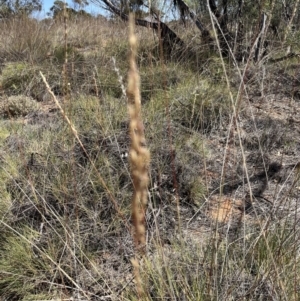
[[127, 14, 151, 298], [127, 15, 150, 254], [0, 16, 52, 63]]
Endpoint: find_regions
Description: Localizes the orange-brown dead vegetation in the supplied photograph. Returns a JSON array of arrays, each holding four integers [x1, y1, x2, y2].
[[208, 196, 244, 223]]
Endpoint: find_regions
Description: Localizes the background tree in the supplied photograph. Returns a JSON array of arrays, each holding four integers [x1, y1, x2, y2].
[[49, 0, 91, 19], [72, 0, 89, 9], [91, 0, 300, 62], [0, 0, 41, 17], [48, 0, 65, 18]]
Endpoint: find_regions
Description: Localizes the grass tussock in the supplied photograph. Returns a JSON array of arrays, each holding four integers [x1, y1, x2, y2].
[[0, 11, 300, 301]]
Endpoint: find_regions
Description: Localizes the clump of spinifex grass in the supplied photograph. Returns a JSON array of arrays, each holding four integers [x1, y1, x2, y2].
[[127, 15, 150, 298]]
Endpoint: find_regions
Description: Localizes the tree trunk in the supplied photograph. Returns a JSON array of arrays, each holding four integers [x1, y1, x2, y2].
[[173, 0, 212, 43], [208, 0, 232, 56], [254, 12, 267, 62], [233, 0, 244, 59]]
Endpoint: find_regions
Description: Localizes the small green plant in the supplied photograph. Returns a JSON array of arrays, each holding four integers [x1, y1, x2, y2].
[[189, 176, 206, 206], [53, 44, 84, 65]]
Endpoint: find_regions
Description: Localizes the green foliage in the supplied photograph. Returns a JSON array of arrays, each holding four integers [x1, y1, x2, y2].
[[0, 48, 84, 99], [285, 30, 300, 51], [188, 176, 206, 206], [53, 44, 84, 65], [71, 95, 127, 132], [139, 66, 180, 100], [0, 228, 50, 300], [171, 77, 231, 132], [105, 40, 129, 66], [0, 62, 60, 99], [125, 239, 208, 299], [95, 70, 123, 98], [1, 62, 33, 94]]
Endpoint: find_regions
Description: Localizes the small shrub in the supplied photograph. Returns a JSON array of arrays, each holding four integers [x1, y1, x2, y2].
[[1, 62, 32, 94], [172, 78, 231, 132], [53, 44, 84, 65], [1, 62, 65, 99], [140, 66, 180, 101], [0, 95, 39, 118], [105, 40, 129, 66], [0, 227, 53, 300]]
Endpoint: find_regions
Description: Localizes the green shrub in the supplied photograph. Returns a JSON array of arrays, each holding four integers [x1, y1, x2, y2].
[[1, 62, 63, 99], [0, 228, 52, 300], [171, 78, 231, 132], [104, 40, 129, 66], [1, 62, 33, 95], [140, 66, 180, 101], [53, 44, 84, 65]]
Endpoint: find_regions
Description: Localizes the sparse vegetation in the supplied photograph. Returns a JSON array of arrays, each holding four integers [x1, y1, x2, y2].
[[0, 2, 300, 300]]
